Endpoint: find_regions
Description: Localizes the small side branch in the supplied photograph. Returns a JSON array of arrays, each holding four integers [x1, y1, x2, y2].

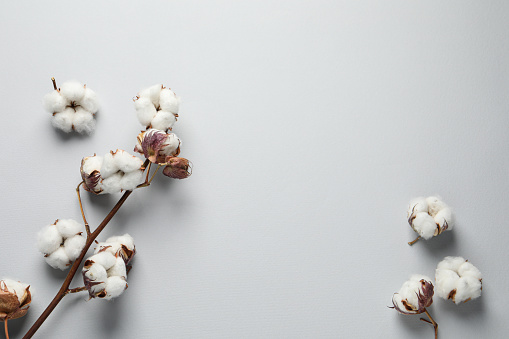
[[76, 181, 91, 237], [51, 77, 57, 90], [408, 236, 421, 246], [147, 165, 162, 184]]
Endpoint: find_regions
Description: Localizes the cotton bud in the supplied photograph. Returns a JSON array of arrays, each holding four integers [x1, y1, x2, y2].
[[162, 157, 192, 179], [80, 151, 144, 195], [0, 279, 32, 320], [407, 196, 454, 245], [37, 219, 86, 270], [133, 84, 180, 131], [391, 275, 434, 315], [435, 256, 482, 304], [94, 233, 136, 265], [83, 234, 135, 300], [135, 129, 181, 164], [390, 275, 438, 337], [43, 80, 99, 134]]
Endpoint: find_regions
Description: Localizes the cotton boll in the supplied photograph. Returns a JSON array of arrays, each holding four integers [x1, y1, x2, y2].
[[435, 256, 482, 303], [120, 170, 143, 190], [52, 108, 74, 133], [411, 212, 436, 239], [80, 87, 100, 113], [407, 197, 428, 219], [437, 256, 465, 272], [100, 152, 119, 179], [107, 234, 134, 249], [107, 257, 127, 278], [101, 172, 123, 194], [59, 81, 85, 101], [103, 276, 127, 300], [45, 247, 71, 270], [94, 242, 121, 256], [151, 110, 176, 131], [84, 264, 107, 295], [434, 207, 454, 230], [106, 234, 135, 251], [426, 196, 448, 217], [55, 219, 82, 238], [63, 234, 86, 261], [435, 269, 459, 299], [159, 88, 180, 113], [87, 252, 117, 270], [454, 277, 482, 304], [161, 133, 181, 156], [1, 279, 29, 304], [73, 108, 96, 134], [113, 150, 143, 173], [458, 262, 482, 279], [138, 84, 162, 108], [43, 90, 66, 113], [37, 225, 63, 254], [134, 97, 157, 126], [82, 155, 103, 174]]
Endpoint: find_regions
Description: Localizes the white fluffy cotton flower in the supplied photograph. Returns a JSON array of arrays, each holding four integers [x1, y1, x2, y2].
[[94, 233, 136, 265], [407, 196, 454, 242], [37, 219, 86, 270], [391, 274, 434, 315], [83, 234, 135, 300], [43, 80, 99, 134], [435, 256, 482, 304], [80, 150, 144, 195], [133, 84, 180, 131]]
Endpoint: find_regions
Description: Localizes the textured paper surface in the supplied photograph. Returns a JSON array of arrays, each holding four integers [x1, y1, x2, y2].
[[1, 1, 508, 337]]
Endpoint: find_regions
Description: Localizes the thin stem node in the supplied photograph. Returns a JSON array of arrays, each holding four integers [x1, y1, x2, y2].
[[51, 77, 57, 90]]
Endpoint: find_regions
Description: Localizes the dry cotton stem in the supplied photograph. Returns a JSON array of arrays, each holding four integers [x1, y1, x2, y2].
[[408, 236, 421, 246], [420, 309, 438, 339], [76, 181, 91, 236]]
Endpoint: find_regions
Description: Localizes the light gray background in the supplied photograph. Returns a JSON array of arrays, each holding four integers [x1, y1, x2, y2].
[[1, 1, 508, 338]]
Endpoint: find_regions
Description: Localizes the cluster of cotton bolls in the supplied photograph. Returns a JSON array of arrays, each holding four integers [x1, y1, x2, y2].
[[391, 275, 434, 315], [37, 219, 86, 270], [80, 150, 144, 194], [407, 196, 454, 241], [134, 84, 180, 131], [82, 234, 135, 300], [43, 81, 99, 134], [435, 256, 482, 304], [0, 279, 32, 321]]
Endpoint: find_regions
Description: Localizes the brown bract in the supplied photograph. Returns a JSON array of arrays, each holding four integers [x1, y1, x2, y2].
[[0, 284, 31, 320], [163, 157, 192, 179]]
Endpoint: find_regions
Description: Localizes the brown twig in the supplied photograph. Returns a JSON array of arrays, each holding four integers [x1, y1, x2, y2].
[[51, 77, 57, 91], [408, 236, 421, 246], [76, 181, 91, 237], [4, 318, 9, 339], [23, 159, 150, 339]]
